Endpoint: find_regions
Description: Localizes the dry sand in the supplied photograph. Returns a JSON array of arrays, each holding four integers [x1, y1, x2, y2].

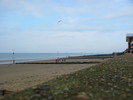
[[0, 58, 107, 92]]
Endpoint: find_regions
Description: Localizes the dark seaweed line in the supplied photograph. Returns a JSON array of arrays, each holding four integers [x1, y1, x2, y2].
[[68, 56, 113, 59], [16, 62, 100, 64]]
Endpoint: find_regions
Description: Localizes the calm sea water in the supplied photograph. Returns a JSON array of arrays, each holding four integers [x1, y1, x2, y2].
[[0, 53, 92, 64]]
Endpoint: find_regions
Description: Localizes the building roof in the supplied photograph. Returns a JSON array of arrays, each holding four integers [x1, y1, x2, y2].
[[126, 33, 133, 42], [126, 33, 133, 37]]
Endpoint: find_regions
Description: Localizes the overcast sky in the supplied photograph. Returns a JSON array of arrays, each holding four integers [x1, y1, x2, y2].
[[0, 0, 133, 53]]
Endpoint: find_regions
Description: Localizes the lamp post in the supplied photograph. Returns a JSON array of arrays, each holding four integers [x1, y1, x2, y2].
[[13, 51, 15, 64]]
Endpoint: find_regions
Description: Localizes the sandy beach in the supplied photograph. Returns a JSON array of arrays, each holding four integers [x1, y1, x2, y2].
[[0, 58, 107, 92]]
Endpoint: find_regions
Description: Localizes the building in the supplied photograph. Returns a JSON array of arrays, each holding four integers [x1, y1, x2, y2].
[[126, 34, 133, 53]]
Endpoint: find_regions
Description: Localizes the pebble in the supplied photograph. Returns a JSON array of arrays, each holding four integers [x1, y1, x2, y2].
[[64, 88, 69, 91], [32, 86, 37, 90], [34, 89, 41, 93], [74, 95, 89, 100], [74, 92, 89, 100], [43, 87, 50, 91], [32, 94, 42, 98], [48, 96, 54, 100]]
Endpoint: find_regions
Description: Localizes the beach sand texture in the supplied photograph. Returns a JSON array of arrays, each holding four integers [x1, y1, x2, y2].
[[0, 58, 107, 92]]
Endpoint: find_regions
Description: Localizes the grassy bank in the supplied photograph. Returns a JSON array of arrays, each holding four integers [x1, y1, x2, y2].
[[2, 54, 133, 100]]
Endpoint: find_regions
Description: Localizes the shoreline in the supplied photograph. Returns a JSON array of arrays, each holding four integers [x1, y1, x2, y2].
[[0, 58, 56, 65], [0, 53, 114, 64]]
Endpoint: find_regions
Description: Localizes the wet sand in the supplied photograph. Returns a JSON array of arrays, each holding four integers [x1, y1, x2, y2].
[[0, 58, 107, 92]]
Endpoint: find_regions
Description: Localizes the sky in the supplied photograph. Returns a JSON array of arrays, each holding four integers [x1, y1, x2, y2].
[[0, 0, 133, 53]]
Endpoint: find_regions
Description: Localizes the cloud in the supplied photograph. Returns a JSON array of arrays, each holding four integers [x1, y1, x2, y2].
[[0, 0, 133, 53], [100, 0, 133, 18], [0, 0, 55, 18], [1, 0, 133, 19], [0, 0, 101, 18], [104, 7, 133, 18], [0, 28, 128, 52]]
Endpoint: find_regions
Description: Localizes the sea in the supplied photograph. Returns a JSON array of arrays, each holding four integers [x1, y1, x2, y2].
[[0, 53, 93, 64]]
